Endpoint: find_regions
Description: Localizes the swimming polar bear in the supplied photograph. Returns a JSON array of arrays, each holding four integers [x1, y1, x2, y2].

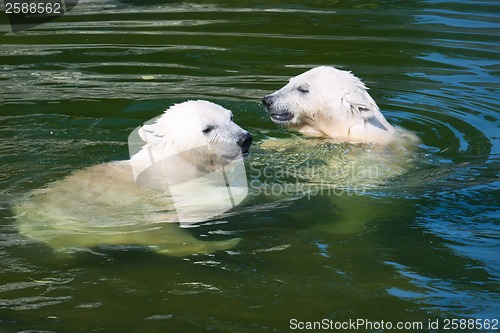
[[262, 66, 418, 146], [259, 67, 421, 234], [259, 66, 420, 189], [14, 100, 253, 256]]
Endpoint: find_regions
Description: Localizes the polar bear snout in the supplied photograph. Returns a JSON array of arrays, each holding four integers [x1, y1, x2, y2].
[[262, 95, 274, 108], [206, 129, 252, 162], [237, 132, 253, 155], [262, 95, 295, 124]]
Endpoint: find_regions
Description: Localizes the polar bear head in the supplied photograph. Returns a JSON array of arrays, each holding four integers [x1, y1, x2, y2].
[[262, 66, 398, 144], [133, 100, 252, 181]]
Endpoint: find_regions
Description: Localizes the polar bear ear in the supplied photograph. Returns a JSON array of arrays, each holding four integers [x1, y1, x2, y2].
[[138, 124, 164, 145], [341, 92, 376, 120]]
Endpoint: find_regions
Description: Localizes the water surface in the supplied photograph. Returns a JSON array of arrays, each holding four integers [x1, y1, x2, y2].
[[0, 0, 499, 332]]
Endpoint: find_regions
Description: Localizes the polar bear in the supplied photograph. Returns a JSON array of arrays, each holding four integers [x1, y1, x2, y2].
[[13, 100, 253, 256], [258, 67, 422, 235], [262, 66, 418, 146]]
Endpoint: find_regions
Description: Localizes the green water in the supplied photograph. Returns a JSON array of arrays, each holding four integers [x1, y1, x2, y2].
[[0, 1, 499, 332]]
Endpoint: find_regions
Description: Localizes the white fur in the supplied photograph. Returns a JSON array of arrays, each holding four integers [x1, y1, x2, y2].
[[131, 100, 250, 188], [263, 66, 418, 145], [13, 100, 251, 256]]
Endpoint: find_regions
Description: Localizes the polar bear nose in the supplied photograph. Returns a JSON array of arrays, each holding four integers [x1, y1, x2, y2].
[[237, 132, 253, 149], [262, 95, 274, 108]]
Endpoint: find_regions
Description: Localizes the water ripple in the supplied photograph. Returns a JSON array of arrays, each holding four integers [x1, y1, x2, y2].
[[0, 0, 499, 329]]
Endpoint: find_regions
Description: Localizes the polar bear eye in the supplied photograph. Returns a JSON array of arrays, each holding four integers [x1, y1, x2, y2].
[[297, 85, 309, 94], [202, 126, 215, 134]]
